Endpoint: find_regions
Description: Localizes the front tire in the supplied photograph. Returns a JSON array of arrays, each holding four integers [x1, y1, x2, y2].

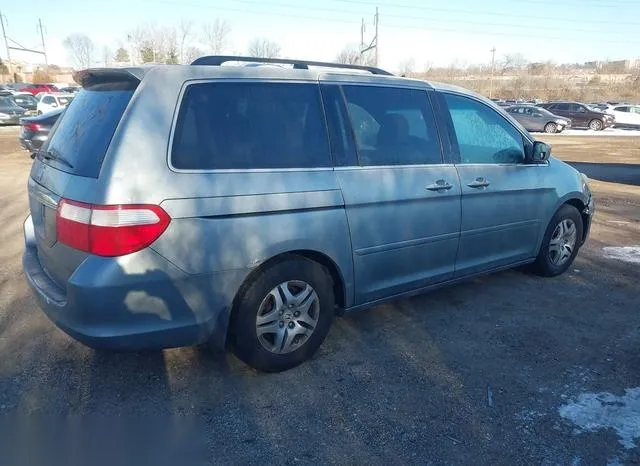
[[544, 122, 558, 133], [230, 256, 335, 372], [589, 119, 603, 131], [532, 204, 583, 277]]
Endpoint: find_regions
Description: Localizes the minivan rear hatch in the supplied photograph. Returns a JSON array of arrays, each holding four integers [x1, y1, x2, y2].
[[28, 69, 140, 289]]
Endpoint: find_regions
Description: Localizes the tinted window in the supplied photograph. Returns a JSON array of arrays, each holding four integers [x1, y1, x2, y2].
[[43, 82, 136, 178], [555, 103, 571, 111], [42, 96, 55, 104], [570, 104, 585, 112], [444, 93, 525, 164], [172, 83, 330, 170], [615, 106, 630, 112], [342, 86, 441, 166]]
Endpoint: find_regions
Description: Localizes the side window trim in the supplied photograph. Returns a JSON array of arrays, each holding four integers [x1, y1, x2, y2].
[[319, 83, 359, 167], [441, 91, 533, 165]]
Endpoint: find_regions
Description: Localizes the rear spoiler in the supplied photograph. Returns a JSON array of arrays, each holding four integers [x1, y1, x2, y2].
[[72, 68, 146, 87]]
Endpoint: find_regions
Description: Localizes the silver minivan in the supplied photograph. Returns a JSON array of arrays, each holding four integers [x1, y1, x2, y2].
[[23, 57, 594, 372]]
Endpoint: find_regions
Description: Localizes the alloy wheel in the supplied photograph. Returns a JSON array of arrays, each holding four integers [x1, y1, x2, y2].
[[255, 280, 320, 354], [548, 219, 577, 266]]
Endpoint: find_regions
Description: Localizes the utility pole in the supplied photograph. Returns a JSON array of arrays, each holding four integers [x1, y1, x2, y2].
[[359, 8, 379, 66], [38, 18, 48, 67], [360, 18, 365, 65], [0, 11, 12, 82], [489, 46, 496, 98], [374, 7, 379, 67]]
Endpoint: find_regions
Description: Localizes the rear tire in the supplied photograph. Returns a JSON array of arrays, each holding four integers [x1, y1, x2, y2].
[[532, 204, 583, 277], [589, 119, 603, 131], [544, 122, 558, 133], [229, 256, 335, 372]]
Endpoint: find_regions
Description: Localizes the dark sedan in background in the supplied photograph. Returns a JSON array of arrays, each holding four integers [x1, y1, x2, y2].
[[0, 96, 26, 125], [537, 101, 614, 131], [10, 93, 38, 115], [18, 108, 63, 154], [505, 105, 571, 133]]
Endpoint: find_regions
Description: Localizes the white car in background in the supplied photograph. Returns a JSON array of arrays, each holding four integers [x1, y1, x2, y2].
[[604, 104, 640, 129], [36, 93, 74, 115]]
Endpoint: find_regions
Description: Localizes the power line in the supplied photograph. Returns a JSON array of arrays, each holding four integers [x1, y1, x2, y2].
[[334, 0, 640, 9], [140, 0, 640, 45], [328, 0, 640, 24], [222, 0, 640, 30]]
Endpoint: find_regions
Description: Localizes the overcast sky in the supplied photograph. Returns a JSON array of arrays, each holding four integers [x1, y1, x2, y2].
[[2, 0, 640, 70]]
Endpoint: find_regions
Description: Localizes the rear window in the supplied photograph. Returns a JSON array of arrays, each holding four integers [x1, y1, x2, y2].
[[171, 82, 330, 170], [42, 82, 136, 177]]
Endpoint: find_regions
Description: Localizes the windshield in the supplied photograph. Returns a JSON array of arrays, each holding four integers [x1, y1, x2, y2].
[[42, 82, 136, 177]]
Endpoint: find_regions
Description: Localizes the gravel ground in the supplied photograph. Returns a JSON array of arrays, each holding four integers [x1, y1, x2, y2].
[[0, 127, 639, 465]]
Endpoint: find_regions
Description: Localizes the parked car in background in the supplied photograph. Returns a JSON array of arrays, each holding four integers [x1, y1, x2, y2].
[[588, 103, 609, 112], [505, 105, 571, 133], [36, 93, 74, 115], [18, 108, 63, 154], [538, 101, 614, 131], [6, 83, 28, 91], [603, 104, 640, 129], [0, 96, 26, 125], [19, 83, 58, 96], [22, 57, 594, 372], [58, 86, 80, 93], [10, 93, 38, 115]]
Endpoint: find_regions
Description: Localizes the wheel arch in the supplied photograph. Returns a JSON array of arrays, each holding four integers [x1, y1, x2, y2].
[[231, 249, 349, 318]]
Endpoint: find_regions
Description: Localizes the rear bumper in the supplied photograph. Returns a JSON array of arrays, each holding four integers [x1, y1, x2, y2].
[[22, 215, 247, 351]]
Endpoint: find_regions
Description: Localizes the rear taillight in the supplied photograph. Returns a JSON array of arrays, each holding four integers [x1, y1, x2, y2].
[[24, 123, 41, 132], [56, 200, 171, 257]]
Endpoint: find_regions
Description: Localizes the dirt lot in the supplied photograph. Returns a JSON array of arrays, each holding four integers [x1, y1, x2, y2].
[[0, 127, 639, 464]]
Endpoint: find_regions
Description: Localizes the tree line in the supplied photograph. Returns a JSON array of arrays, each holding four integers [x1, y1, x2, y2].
[[63, 19, 282, 68]]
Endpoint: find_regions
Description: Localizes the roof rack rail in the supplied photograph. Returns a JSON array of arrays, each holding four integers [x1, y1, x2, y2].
[[190, 55, 393, 76]]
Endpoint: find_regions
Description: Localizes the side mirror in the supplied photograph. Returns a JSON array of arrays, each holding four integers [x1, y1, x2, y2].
[[531, 141, 551, 163]]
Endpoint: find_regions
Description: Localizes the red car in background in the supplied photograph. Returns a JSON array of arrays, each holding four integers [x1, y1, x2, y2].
[[18, 83, 58, 96]]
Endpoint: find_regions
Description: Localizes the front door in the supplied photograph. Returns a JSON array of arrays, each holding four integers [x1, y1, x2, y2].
[[441, 93, 556, 276], [322, 84, 461, 304]]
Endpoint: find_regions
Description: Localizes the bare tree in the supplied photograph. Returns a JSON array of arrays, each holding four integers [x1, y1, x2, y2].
[[247, 37, 281, 58], [335, 45, 360, 65], [178, 20, 192, 64], [63, 34, 94, 69], [202, 19, 231, 55], [102, 46, 112, 66], [501, 53, 527, 74], [185, 46, 204, 64], [399, 58, 415, 76]]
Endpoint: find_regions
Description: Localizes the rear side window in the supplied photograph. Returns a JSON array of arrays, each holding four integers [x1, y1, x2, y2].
[[341, 85, 441, 166], [171, 82, 330, 170], [43, 81, 136, 178]]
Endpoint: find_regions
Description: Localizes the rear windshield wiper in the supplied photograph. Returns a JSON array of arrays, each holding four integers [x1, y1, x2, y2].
[[38, 148, 74, 169]]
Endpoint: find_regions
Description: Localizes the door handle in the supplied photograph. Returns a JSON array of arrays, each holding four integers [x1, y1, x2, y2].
[[467, 177, 490, 188], [425, 180, 453, 191]]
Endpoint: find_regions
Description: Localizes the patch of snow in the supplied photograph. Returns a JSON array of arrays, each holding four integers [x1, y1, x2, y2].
[[559, 388, 640, 449], [602, 246, 640, 264]]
